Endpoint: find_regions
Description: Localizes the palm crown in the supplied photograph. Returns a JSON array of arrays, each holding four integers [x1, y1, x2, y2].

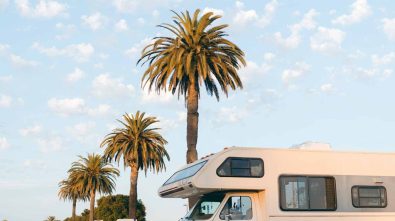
[[101, 111, 169, 173], [138, 9, 246, 100], [68, 154, 119, 196], [58, 178, 88, 201]]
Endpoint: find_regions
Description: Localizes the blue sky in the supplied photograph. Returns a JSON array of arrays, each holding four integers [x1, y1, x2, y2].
[[1, 0, 395, 220]]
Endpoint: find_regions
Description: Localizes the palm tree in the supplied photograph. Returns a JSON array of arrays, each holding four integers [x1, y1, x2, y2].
[[43, 216, 59, 221], [68, 154, 120, 221], [138, 9, 246, 164], [58, 177, 88, 221], [101, 111, 169, 220]]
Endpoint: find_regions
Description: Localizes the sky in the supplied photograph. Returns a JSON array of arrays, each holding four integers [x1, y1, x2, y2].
[[1, 0, 395, 220]]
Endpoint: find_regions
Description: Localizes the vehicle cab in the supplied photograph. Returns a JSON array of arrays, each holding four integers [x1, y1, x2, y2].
[[182, 191, 263, 221]]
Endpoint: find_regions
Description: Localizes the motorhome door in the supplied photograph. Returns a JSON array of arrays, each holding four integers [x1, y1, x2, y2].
[[214, 193, 258, 221]]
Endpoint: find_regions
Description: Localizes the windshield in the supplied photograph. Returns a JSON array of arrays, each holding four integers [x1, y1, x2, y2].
[[185, 193, 225, 220], [164, 161, 207, 185]]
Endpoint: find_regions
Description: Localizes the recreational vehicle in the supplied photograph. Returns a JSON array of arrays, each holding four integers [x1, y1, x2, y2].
[[158, 143, 395, 221]]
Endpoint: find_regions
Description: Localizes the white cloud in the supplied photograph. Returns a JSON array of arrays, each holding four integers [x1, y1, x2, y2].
[[371, 52, 395, 66], [0, 94, 12, 107], [234, 9, 258, 25], [48, 98, 111, 117], [67, 122, 96, 142], [215, 106, 248, 124], [320, 83, 335, 93], [20, 125, 42, 137], [37, 136, 63, 153], [0, 136, 9, 150], [383, 69, 393, 78], [15, 0, 67, 18], [282, 62, 311, 86], [85, 104, 111, 117], [32, 42, 95, 62], [81, 12, 106, 30], [233, 0, 278, 28], [264, 52, 276, 62], [66, 68, 84, 83], [258, 0, 278, 27], [274, 9, 318, 49], [115, 19, 128, 31], [356, 67, 379, 78], [240, 60, 272, 83], [10, 54, 38, 67], [91, 73, 135, 98], [112, 0, 138, 13], [310, 27, 346, 54], [48, 98, 85, 116], [382, 18, 395, 41], [202, 7, 224, 16], [55, 23, 75, 40], [0, 0, 9, 8], [332, 0, 371, 25], [0, 43, 9, 54], [23, 159, 46, 169], [125, 37, 153, 59], [141, 87, 175, 104], [0, 75, 12, 83]]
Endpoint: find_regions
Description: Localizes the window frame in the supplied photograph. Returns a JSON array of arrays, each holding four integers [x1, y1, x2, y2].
[[163, 160, 207, 186], [279, 175, 337, 212], [216, 157, 264, 178], [351, 185, 388, 208], [219, 196, 253, 220]]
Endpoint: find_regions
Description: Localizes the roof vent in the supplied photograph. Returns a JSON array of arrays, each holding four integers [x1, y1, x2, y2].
[[291, 141, 332, 151]]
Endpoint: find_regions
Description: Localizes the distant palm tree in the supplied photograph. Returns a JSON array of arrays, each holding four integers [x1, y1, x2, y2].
[[138, 9, 246, 165], [58, 177, 88, 221], [101, 111, 169, 220], [68, 154, 120, 221], [43, 216, 59, 221]]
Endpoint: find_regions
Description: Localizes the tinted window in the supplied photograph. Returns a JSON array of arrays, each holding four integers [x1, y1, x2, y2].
[[280, 176, 336, 211], [217, 158, 264, 177], [164, 161, 207, 185], [352, 186, 387, 208], [220, 196, 253, 220], [186, 193, 225, 220]]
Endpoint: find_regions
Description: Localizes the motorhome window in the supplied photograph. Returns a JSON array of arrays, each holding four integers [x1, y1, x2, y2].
[[220, 196, 253, 220], [163, 161, 207, 185], [280, 176, 336, 211], [186, 194, 225, 220], [352, 186, 387, 208], [217, 158, 264, 177]]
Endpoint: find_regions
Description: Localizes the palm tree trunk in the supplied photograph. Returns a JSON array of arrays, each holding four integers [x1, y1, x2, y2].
[[89, 190, 95, 221], [129, 164, 139, 220], [186, 83, 200, 209], [186, 83, 199, 164], [72, 197, 77, 221]]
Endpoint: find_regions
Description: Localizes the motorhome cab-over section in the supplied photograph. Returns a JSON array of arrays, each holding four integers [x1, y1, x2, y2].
[[158, 144, 395, 221]]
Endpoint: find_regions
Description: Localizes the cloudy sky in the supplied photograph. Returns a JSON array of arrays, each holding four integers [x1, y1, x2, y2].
[[1, 0, 395, 220]]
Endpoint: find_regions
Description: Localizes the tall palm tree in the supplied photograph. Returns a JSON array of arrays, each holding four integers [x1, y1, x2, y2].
[[101, 111, 169, 220], [58, 177, 88, 221], [138, 9, 246, 164], [68, 154, 120, 221]]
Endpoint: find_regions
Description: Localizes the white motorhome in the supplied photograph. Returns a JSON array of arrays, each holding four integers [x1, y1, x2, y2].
[[158, 143, 395, 221]]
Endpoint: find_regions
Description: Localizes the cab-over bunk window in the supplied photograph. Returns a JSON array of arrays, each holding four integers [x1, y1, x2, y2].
[[352, 186, 387, 208], [217, 157, 264, 177], [280, 176, 337, 211]]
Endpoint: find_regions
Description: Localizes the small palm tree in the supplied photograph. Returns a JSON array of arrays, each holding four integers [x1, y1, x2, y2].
[[43, 216, 59, 221], [68, 154, 120, 221], [58, 177, 88, 221], [138, 9, 246, 165], [101, 111, 170, 220]]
